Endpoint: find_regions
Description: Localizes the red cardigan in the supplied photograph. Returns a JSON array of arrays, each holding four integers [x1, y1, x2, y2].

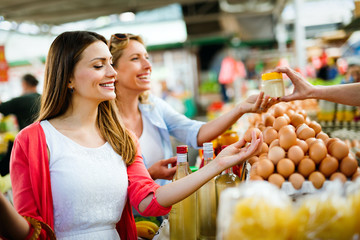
[[10, 122, 171, 239]]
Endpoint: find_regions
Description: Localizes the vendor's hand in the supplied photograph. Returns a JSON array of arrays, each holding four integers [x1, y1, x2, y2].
[[275, 66, 315, 102], [148, 157, 177, 180], [215, 130, 263, 170], [241, 91, 279, 114]]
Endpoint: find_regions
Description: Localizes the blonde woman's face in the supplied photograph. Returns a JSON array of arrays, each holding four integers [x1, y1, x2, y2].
[[113, 40, 152, 95], [70, 41, 117, 104]]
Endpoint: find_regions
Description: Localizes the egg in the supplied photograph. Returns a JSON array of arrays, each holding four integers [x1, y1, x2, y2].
[[269, 139, 280, 149], [260, 142, 269, 154], [305, 137, 317, 147], [249, 175, 264, 181], [296, 139, 309, 153], [268, 173, 285, 188], [328, 140, 349, 160], [319, 156, 339, 177], [277, 158, 295, 178], [309, 171, 326, 189], [289, 173, 305, 190], [273, 116, 288, 131], [290, 113, 305, 127], [279, 128, 297, 150], [278, 125, 296, 135], [296, 124, 315, 140], [297, 158, 316, 178], [256, 159, 274, 180], [298, 109, 307, 118], [352, 168, 360, 181], [287, 145, 304, 165], [325, 137, 340, 149], [308, 121, 322, 135], [248, 156, 259, 165], [273, 105, 285, 117], [309, 141, 327, 164], [264, 114, 275, 127], [316, 132, 329, 142], [244, 127, 262, 142], [340, 156, 358, 177], [268, 146, 286, 165], [263, 127, 278, 145], [330, 172, 347, 183]]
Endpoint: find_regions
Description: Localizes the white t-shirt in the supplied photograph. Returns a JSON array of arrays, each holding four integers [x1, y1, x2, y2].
[[40, 120, 128, 240], [139, 115, 165, 185]]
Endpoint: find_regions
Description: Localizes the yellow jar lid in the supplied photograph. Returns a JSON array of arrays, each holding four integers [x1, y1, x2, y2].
[[261, 72, 283, 81]]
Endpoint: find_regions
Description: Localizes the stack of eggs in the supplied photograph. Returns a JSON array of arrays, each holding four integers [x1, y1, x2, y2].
[[244, 102, 360, 190]]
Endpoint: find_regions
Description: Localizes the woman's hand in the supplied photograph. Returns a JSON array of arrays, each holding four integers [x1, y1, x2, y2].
[[215, 130, 263, 170], [147, 157, 177, 180], [240, 91, 279, 114], [275, 66, 315, 102]]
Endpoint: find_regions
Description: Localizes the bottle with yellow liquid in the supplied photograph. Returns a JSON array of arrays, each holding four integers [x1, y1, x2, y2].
[[215, 146, 241, 209], [197, 142, 217, 240], [169, 145, 197, 240]]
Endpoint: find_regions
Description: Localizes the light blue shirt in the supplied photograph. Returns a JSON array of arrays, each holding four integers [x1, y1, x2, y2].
[[139, 94, 205, 186]]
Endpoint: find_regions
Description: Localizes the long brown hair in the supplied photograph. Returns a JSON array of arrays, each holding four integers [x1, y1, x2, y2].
[[109, 33, 149, 104], [37, 31, 136, 165]]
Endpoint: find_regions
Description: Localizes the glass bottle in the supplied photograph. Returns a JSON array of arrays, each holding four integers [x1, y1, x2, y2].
[[215, 146, 241, 209], [169, 145, 197, 240], [197, 142, 217, 240], [261, 72, 285, 98]]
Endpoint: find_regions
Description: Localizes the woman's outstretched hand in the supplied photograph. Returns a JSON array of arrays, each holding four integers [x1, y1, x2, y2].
[[215, 130, 263, 170], [148, 157, 177, 180], [241, 91, 279, 114], [275, 66, 315, 102]]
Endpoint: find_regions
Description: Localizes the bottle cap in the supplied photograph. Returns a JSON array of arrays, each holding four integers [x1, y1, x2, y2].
[[203, 142, 213, 152], [261, 72, 283, 81], [177, 145, 188, 154]]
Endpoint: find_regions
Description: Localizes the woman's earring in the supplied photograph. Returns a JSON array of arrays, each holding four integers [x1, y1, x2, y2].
[[69, 87, 74, 93]]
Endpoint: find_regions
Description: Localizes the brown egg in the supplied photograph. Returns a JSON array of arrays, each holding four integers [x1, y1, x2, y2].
[[256, 159, 274, 180], [325, 138, 340, 149], [340, 156, 358, 177], [259, 153, 268, 159], [250, 161, 259, 176], [244, 127, 262, 142], [268, 146, 286, 165], [309, 141, 327, 164], [260, 142, 269, 154], [351, 139, 359, 148], [319, 156, 339, 177], [298, 109, 307, 118], [316, 132, 329, 142], [309, 171, 326, 189], [250, 175, 264, 181], [287, 145, 304, 165], [248, 156, 259, 165], [278, 125, 296, 135], [330, 172, 347, 183], [296, 139, 309, 153], [277, 158, 295, 178], [305, 137, 317, 148], [269, 139, 280, 149], [273, 105, 285, 117], [279, 128, 297, 150], [263, 127, 278, 145], [328, 140, 349, 160], [273, 116, 288, 131], [298, 158, 316, 178], [268, 173, 285, 188], [296, 124, 316, 140], [352, 168, 360, 181], [283, 114, 291, 124], [308, 121, 322, 135], [264, 115, 275, 127], [289, 173, 305, 190], [286, 109, 295, 119], [290, 113, 305, 127]]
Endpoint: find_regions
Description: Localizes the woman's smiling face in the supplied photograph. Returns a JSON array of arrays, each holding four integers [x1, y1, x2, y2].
[[113, 39, 152, 95], [70, 40, 117, 103]]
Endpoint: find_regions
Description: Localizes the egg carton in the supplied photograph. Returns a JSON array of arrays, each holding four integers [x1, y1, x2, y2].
[[281, 180, 353, 199]]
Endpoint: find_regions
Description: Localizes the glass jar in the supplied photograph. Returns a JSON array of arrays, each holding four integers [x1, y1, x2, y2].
[[261, 72, 285, 97]]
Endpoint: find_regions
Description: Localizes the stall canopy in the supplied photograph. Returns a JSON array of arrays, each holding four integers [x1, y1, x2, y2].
[[0, 0, 288, 41]]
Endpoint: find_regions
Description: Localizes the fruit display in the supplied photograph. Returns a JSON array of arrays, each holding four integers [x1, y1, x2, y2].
[[244, 101, 359, 191], [217, 180, 360, 240], [135, 220, 160, 240]]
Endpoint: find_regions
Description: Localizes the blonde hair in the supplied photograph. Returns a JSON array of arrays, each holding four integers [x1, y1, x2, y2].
[[38, 31, 136, 165], [109, 33, 149, 104]]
